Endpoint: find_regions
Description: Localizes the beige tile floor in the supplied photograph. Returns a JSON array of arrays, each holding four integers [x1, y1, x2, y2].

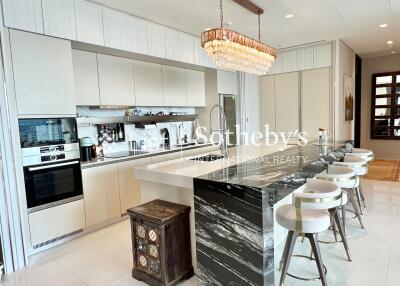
[[2, 178, 400, 286]]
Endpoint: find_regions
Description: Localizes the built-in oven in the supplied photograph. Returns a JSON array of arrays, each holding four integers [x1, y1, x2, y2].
[[18, 118, 83, 213]]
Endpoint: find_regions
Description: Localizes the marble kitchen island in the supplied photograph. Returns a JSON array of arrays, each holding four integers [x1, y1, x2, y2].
[[134, 142, 351, 285]]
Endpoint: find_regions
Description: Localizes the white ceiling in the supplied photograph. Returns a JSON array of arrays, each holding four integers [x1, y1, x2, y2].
[[91, 0, 400, 58]]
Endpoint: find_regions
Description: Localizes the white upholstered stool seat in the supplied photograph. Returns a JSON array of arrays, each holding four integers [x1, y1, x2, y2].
[[346, 148, 374, 162], [334, 156, 368, 176], [276, 205, 330, 233], [315, 165, 357, 189]]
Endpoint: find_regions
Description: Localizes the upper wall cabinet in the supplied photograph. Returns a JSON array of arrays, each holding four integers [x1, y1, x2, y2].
[[164, 28, 181, 62], [147, 22, 166, 58], [42, 0, 77, 40], [97, 54, 135, 106], [103, 8, 128, 50], [75, 0, 104, 46], [162, 66, 186, 106], [260, 75, 276, 132], [181, 34, 195, 64], [134, 61, 163, 106], [127, 17, 148, 55], [10, 30, 76, 116], [193, 37, 216, 68], [2, 0, 44, 33], [217, 70, 237, 95], [186, 70, 205, 107], [296, 48, 314, 71], [314, 45, 332, 69], [275, 72, 299, 133], [72, 50, 100, 106]]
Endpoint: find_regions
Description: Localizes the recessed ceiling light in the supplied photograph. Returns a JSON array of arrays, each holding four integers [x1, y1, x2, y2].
[[285, 14, 294, 19], [205, 28, 211, 31], [380, 24, 388, 28], [390, 51, 396, 54], [387, 40, 394, 45]]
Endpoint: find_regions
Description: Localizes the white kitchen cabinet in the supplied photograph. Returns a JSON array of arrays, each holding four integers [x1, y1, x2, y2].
[[147, 22, 166, 58], [75, 0, 104, 46], [260, 75, 276, 132], [193, 37, 215, 68], [42, 0, 77, 40], [217, 70, 237, 95], [314, 44, 332, 68], [301, 68, 331, 138], [165, 28, 181, 61], [127, 17, 148, 54], [82, 164, 121, 227], [134, 61, 164, 106], [97, 54, 135, 106], [296, 48, 314, 71], [10, 30, 76, 116], [2, 0, 43, 34], [280, 51, 297, 73], [72, 50, 100, 106], [28, 200, 85, 247], [117, 158, 152, 214], [275, 72, 300, 134], [181, 34, 195, 64], [162, 66, 186, 106], [103, 8, 128, 50], [186, 70, 205, 106]]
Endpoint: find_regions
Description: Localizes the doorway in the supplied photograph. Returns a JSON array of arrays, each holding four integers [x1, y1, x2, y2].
[[220, 94, 238, 146]]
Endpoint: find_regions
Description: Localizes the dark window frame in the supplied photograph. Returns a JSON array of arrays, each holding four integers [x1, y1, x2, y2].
[[371, 71, 400, 140]]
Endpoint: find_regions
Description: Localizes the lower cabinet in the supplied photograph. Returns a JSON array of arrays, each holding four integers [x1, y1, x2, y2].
[[118, 158, 152, 214], [28, 199, 85, 247], [82, 164, 121, 227]]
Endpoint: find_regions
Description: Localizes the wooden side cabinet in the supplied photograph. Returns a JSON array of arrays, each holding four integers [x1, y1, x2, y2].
[[127, 200, 193, 286]]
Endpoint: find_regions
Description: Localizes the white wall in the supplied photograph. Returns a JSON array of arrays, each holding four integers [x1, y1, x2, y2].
[[334, 40, 355, 141], [361, 54, 400, 159]]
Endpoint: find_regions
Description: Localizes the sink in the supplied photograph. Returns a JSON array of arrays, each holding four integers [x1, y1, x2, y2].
[[190, 154, 224, 162], [175, 142, 196, 147], [104, 150, 148, 158]]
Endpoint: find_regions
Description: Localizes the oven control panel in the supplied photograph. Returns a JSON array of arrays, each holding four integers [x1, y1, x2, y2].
[[41, 153, 66, 162], [40, 145, 65, 153]]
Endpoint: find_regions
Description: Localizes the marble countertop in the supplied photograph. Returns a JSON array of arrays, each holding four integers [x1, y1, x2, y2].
[[81, 143, 213, 169], [134, 142, 294, 189]]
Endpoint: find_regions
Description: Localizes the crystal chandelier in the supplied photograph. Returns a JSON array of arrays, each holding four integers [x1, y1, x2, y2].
[[201, 0, 277, 75]]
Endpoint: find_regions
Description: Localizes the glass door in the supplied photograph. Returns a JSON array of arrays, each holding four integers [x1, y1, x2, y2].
[[220, 94, 238, 145]]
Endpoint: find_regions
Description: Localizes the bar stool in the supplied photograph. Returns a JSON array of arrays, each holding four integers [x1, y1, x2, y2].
[[346, 148, 374, 164], [315, 165, 364, 229], [276, 179, 344, 286], [335, 156, 369, 213]]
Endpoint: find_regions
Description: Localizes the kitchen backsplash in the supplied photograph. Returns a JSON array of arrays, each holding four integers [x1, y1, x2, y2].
[[77, 107, 196, 154]]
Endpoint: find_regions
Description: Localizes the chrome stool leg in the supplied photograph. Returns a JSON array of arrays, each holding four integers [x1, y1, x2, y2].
[[359, 184, 367, 208], [355, 186, 364, 215], [341, 205, 346, 234], [330, 209, 352, 262], [307, 233, 328, 286]]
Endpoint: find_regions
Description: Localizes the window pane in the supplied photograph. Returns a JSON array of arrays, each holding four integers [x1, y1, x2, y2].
[[373, 126, 390, 136], [375, 118, 390, 127], [397, 75, 400, 83], [396, 108, 400, 115], [396, 86, 400, 94], [376, 76, 392, 84], [395, 129, 400, 136], [394, 118, 400, 127], [397, 95, 400, 105], [375, 97, 391, 106], [376, 87, 392, 95], [375, 108, 391, 116]]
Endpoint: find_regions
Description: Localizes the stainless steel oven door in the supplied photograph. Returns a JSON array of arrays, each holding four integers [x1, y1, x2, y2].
[[24, 160, 83, 213]]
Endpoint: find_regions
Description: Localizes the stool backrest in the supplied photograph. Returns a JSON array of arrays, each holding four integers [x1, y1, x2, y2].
[[346, 148, 374, 162], [293, 179, 342, 210], [315, 165, 357, 189]]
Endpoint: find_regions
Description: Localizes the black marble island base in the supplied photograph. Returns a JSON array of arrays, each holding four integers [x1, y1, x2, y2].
[[193, 143, 352, 286]]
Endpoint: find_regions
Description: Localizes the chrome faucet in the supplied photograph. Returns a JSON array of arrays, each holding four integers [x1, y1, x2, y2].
[[176, 122, 184, 145], [209, 104, 229, 156]]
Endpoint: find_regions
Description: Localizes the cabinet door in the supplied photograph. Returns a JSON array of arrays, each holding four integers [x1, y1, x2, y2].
[[275, 72, 300, 134], [29, 200, 85, 246], [75, 0, 104, 46], [261, 75, 276, 132], [165, 28, 181, 61], [301, 68, 331, 138], [98, 54, 135, 106], [314, 45, 332, 69], [296, 48, 314, 71], [127, 17, 148, 54], [2, 0, 43, 33], [103, 8, 128, 50], [10, 30, 76, 116], [147, 22, 165, 58], [117, 157, 152, 214], [134, 61, 164, 106], [181, 34, 195, 64], [186, 70, 205, 106], [82, 164, 121, 227], [162, 66, 186, 106], [193, 37, 215, 68], [217, 70, 237, 95], [42, 0, 77, 40], [72, 50, 100, 106]]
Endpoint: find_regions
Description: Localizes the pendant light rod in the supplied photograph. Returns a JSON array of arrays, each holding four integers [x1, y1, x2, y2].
[[231, 0, 264, 15]]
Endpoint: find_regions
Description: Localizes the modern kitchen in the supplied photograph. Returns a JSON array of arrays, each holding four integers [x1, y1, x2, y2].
[[0, 0, 399, 286]]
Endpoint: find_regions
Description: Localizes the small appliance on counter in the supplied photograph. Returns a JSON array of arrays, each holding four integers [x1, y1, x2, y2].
[[161, 128, 170, 147], [80, 137, 95, 162]]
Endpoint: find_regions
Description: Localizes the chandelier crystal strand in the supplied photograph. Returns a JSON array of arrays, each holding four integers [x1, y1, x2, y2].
[[201, 0, 276, 75]]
